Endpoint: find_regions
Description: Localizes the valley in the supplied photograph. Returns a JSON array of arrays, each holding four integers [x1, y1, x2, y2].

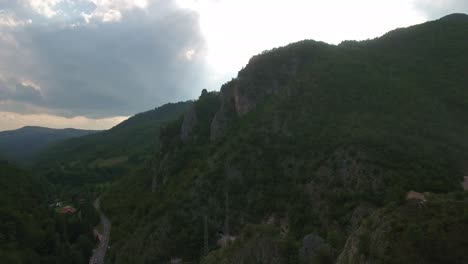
[[89, 197, 111, 264]]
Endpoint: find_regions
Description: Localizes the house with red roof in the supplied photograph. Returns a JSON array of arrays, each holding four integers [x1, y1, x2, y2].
[[61, 206, 77, 214]]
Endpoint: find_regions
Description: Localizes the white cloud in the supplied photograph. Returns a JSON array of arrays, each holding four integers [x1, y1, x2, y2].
[[20, 79, 42, 92], [0, 111, 128, 131], [185, 48, 195, 60], [0, 32, 19, 48], [27, 0, 63, 18], [0, 10, 32, 27], [23, 0, 149, 23], [89, 0, 148, 10], [81, 0, 148, 23], [413, 0, 468, 18], [82, 8, 122, 23]]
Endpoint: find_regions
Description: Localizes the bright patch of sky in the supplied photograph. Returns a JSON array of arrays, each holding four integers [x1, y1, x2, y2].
[[176, 0, 428, 84], [0, 111, 128, 131]]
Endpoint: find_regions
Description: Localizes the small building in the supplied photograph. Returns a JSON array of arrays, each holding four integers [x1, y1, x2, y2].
[[405, 191, 426, 202], [61, 206, 77, 214]]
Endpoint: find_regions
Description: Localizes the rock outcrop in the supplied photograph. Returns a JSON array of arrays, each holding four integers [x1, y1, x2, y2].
[[151, 153, 169, 192], [336, 210, 391, 264], [299, 234, 332, 263], [209, 93, 230, 141], [180, 104, 198, 142], [209, 55, 303, 141]]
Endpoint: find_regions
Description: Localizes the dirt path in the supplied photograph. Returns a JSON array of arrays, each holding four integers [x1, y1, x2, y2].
[[89, 197, 111, 264]]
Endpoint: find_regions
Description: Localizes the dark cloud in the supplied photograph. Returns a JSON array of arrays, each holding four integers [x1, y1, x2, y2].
[[0, 2, 21, 10], [13, 83, 43, 102], [0, 0, 208, 118], [0, 77, 42, 106], [414, 0, 468, 19]]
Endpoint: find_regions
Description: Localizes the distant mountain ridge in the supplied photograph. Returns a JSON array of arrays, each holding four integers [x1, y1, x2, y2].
[[35, 101, 192, 187], [0, 126, 99, 163]]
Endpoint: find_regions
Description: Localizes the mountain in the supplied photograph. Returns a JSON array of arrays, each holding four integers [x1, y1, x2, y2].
[[35, 101, 192, 187], [100, 14, 468, 263], [0, 126, 98, 163]]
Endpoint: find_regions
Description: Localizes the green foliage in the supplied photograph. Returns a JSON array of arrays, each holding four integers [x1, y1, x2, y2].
[[0, 161, 99, 263], [99, 14, 468, 263], [202, 224, 286, 264], [358, 230, 371, 256], [192, 91, 221, 143], [35, 101, 192, 189], [350, 198, 468, 264]]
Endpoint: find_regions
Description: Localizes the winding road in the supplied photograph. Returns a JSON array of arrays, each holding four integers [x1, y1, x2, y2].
[[89, 197, 111, 264]]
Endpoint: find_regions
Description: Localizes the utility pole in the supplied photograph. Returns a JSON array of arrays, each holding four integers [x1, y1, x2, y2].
[[224, 189, 230, 235], [388, 64, 394, 90], [151, 159, 158, 193], [204, 215, 209, 256]]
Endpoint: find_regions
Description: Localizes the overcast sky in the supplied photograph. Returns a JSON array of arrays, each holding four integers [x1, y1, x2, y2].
[[0, 0, 467, 131]]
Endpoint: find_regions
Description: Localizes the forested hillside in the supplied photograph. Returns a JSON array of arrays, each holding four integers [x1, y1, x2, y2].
[[35, 102, 192, 188], [336, 192, 468, 264], [0, 161, 99, 263], [101, 14, 468, 263], [0, 102, 192, 263], [0, 126, 98, 163]]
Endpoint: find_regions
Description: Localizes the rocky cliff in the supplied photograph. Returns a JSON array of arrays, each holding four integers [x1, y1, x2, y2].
[[209, 45, 313, 141], [102, 14, 468, 264]]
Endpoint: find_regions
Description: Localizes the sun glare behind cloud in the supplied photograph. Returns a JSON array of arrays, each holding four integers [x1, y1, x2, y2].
[[176, 0, 426, 90]]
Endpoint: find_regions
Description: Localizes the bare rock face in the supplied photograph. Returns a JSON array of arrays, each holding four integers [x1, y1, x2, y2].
[[336, 210, 391, 264], [170, 257, 183, 264], [209, 78, 285, 141], [209, 55, 303, 141], [210, 95, 229, 142], [151, 153, 170, 192], [299, 234, 332, 263], [180, 104, 198, 142], [462, 176, 468, 191], [233, 84, 256, 115], [203, 235, 284, 264], [216, 235, 236, 248], [209, 110, 227, 141]]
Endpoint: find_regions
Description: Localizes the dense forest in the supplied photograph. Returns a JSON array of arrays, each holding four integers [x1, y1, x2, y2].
[[100, 14, 468, 263], [0, 161, 99, 263], [0, 102, 192, 263], [35, 102, 192, 190]]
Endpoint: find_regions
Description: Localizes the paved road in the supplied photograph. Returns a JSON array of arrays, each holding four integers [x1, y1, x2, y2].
[[89, 197, 111, 264]]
